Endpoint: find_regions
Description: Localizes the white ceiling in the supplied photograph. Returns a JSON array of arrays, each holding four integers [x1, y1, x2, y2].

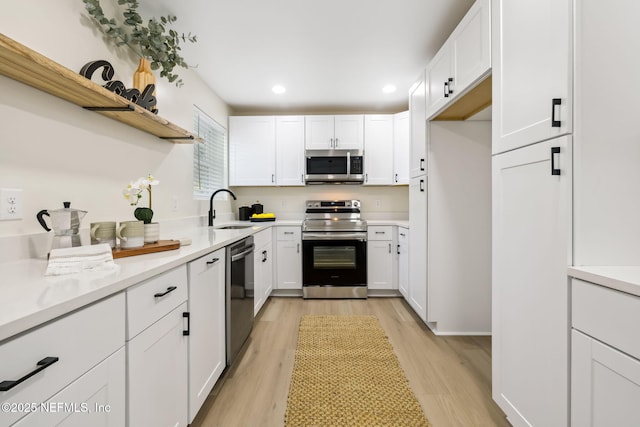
[[147, 0, 475, 113]]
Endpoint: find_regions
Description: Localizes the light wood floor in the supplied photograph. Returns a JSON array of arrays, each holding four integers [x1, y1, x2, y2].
[[191, 297, 509, 427]]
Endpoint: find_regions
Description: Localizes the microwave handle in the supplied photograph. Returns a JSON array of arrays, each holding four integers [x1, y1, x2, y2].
[[347, 151, 350, 175]]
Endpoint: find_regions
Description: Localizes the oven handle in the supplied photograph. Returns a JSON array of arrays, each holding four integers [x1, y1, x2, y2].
[[231, 244, 255, 262], [302, 232, 367, 241]]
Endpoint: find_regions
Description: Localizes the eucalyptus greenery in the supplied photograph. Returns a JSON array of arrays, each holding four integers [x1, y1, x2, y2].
[[82, 0, 197, 86]]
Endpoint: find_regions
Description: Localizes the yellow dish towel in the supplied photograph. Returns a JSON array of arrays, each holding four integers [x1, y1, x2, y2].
[[251, 212, 275, 218]]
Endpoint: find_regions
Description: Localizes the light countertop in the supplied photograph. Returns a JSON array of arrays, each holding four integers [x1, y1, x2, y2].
[[568, 266, 640, 298]]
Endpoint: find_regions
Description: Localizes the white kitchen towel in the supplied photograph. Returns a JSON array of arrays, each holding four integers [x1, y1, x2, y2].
[[45, 243, 117, 276]]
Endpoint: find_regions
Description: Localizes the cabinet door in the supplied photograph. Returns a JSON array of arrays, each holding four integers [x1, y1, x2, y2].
[[14, 348, 126, 427], [397, 228, 409, 299], [364, 115, 394, 185], [393, 111, 410, 185], [408, 176, 427, 321], [492, 136, 572, 426], [367, 240, 395, 290], [276, 240, 302, 290], [452, 0, 491, 94], [409, 77, 427, 178], [254, 242, 273, 315], [276, 116, 305, 186], [572, 330, 640, 427], [492, 0, 572, 153], [426, 45, 453, 118], [305, 115, 334, 150], [187, 249, 226, 423], [334, 115, 364, 150], [128, 303, 188, 427], [229, 116, 276, 185]]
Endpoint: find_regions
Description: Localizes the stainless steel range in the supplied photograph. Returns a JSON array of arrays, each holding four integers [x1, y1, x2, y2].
[[302, 200, 367, 299]]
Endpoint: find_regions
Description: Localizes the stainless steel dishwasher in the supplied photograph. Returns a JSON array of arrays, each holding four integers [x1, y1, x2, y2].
[[226, 236, 255, 366]]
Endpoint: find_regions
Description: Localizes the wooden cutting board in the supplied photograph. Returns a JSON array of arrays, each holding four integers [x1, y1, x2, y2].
[[112, 240, 180, 259]]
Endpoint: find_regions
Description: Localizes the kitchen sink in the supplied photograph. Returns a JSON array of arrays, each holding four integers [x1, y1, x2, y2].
[[215, 225, 253, 229]]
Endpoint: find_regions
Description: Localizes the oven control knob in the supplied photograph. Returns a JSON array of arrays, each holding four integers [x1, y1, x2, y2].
[[353, 201, 360, 208]]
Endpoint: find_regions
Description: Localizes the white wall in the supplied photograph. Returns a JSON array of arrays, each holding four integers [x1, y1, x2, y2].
[[0, 0, 230, 238]]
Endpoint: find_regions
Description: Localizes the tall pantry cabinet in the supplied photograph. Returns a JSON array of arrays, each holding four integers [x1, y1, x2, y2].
[[491, 0, 572, 426]]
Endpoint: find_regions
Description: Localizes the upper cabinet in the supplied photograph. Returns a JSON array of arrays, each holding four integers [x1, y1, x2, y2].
[[492, 0, 572, 154], [0, 33, 201, 144], [305, 115, 364, 150], [409, 75, 427, 178], [229, 116, 305, 186], [426, 0, 491, 120], [275, 116, 305, 186], [364, 115, 394, 185], [229, 116, 276, 186], [393, 111, 410, 185]]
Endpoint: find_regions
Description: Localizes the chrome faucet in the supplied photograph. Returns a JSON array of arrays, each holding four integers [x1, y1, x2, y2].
[[209, 189, 237, 226]]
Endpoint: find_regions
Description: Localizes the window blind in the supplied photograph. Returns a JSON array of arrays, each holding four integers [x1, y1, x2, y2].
[[193, 107, 227, 199]]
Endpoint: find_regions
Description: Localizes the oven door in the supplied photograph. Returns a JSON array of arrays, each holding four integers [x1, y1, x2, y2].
[[302, 233, 367, 286]]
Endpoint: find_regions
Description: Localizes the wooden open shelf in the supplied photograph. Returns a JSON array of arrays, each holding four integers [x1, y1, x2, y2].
[[0, 33, 202, 144], [432, 75, 492, 121]]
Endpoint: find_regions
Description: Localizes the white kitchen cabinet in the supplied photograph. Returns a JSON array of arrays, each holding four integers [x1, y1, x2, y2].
[[0, 294, 125, 427], [126, 266, 189, 427], [571, 279, 640, 427], [426, 0, 491, 119], [14, 348, 126, 427], [367, 226, 396, 290], [393, 111, 410, 185], [305, 115, 363, 150], [187, 248, 226, 423], [492, 0, 572, 154], [276, 116, 305, 186], [492, 136, 572, 427], [229, 116, 276, 186], [409, 75, 427, 178], [408, 176, 427, 321], [397, 227, 409, 299], [253, 228, 273, 315], [364, 115, 394, 185], [275, 226, 302, 290]]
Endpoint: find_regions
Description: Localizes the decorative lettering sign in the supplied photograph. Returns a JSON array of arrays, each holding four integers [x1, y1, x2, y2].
[[79, 60, 158, 114]]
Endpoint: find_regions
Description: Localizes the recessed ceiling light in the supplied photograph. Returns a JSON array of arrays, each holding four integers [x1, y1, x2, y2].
[[272, 85, 286, 94], [382, 84, 397, 94]]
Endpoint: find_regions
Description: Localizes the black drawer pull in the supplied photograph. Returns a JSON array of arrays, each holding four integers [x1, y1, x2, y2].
[[0, 356, 59, 392], [551, 98, 561, 127], [183, 312, 190, 336], [206, 257, 220, 265], [154, 286, 177, 298], [551, 147, 561, 175]]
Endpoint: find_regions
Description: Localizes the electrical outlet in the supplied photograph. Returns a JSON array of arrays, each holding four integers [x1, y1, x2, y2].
[[0, 188, 23, 220]]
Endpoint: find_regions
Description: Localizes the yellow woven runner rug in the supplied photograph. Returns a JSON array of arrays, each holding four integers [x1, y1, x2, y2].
[[285, 315, 431, 427]]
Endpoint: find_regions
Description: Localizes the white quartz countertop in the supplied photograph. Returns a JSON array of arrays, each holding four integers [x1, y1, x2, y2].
[[0, 221, 287, 343], [568, 266, 640, 297]]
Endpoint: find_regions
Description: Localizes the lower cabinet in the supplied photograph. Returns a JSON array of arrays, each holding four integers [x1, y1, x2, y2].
[[0, 293, 125, 427], [571, 278, 640, 426], [397, 227, 409, 299], [275, 226, 302, 290], [187, 248, 226, 423], [126, 266, 189, 427], [367, 226, 396, 290], [408, 176, 428, 321], [253, 228, 273, 315]]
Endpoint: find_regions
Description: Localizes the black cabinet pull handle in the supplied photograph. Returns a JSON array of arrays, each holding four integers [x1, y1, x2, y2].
[[0, 356, 59, 392], [206, 257, 219, 265], [551, 147, 561, 175], [395, 173, 398, 183], [447, 77, 454, 95], [420, 179, 425, 192], [183, 312, 190, 336], [420, 158, 425, 171], [551, 98, 561, 127], [262, 250, 267, 262], [444, 81, 449, 98], [397, 244, 401, 255], [154, 286, 177, 298]]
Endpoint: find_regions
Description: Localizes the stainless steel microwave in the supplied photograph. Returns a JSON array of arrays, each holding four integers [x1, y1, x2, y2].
[[305, 151, 364, 184]]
